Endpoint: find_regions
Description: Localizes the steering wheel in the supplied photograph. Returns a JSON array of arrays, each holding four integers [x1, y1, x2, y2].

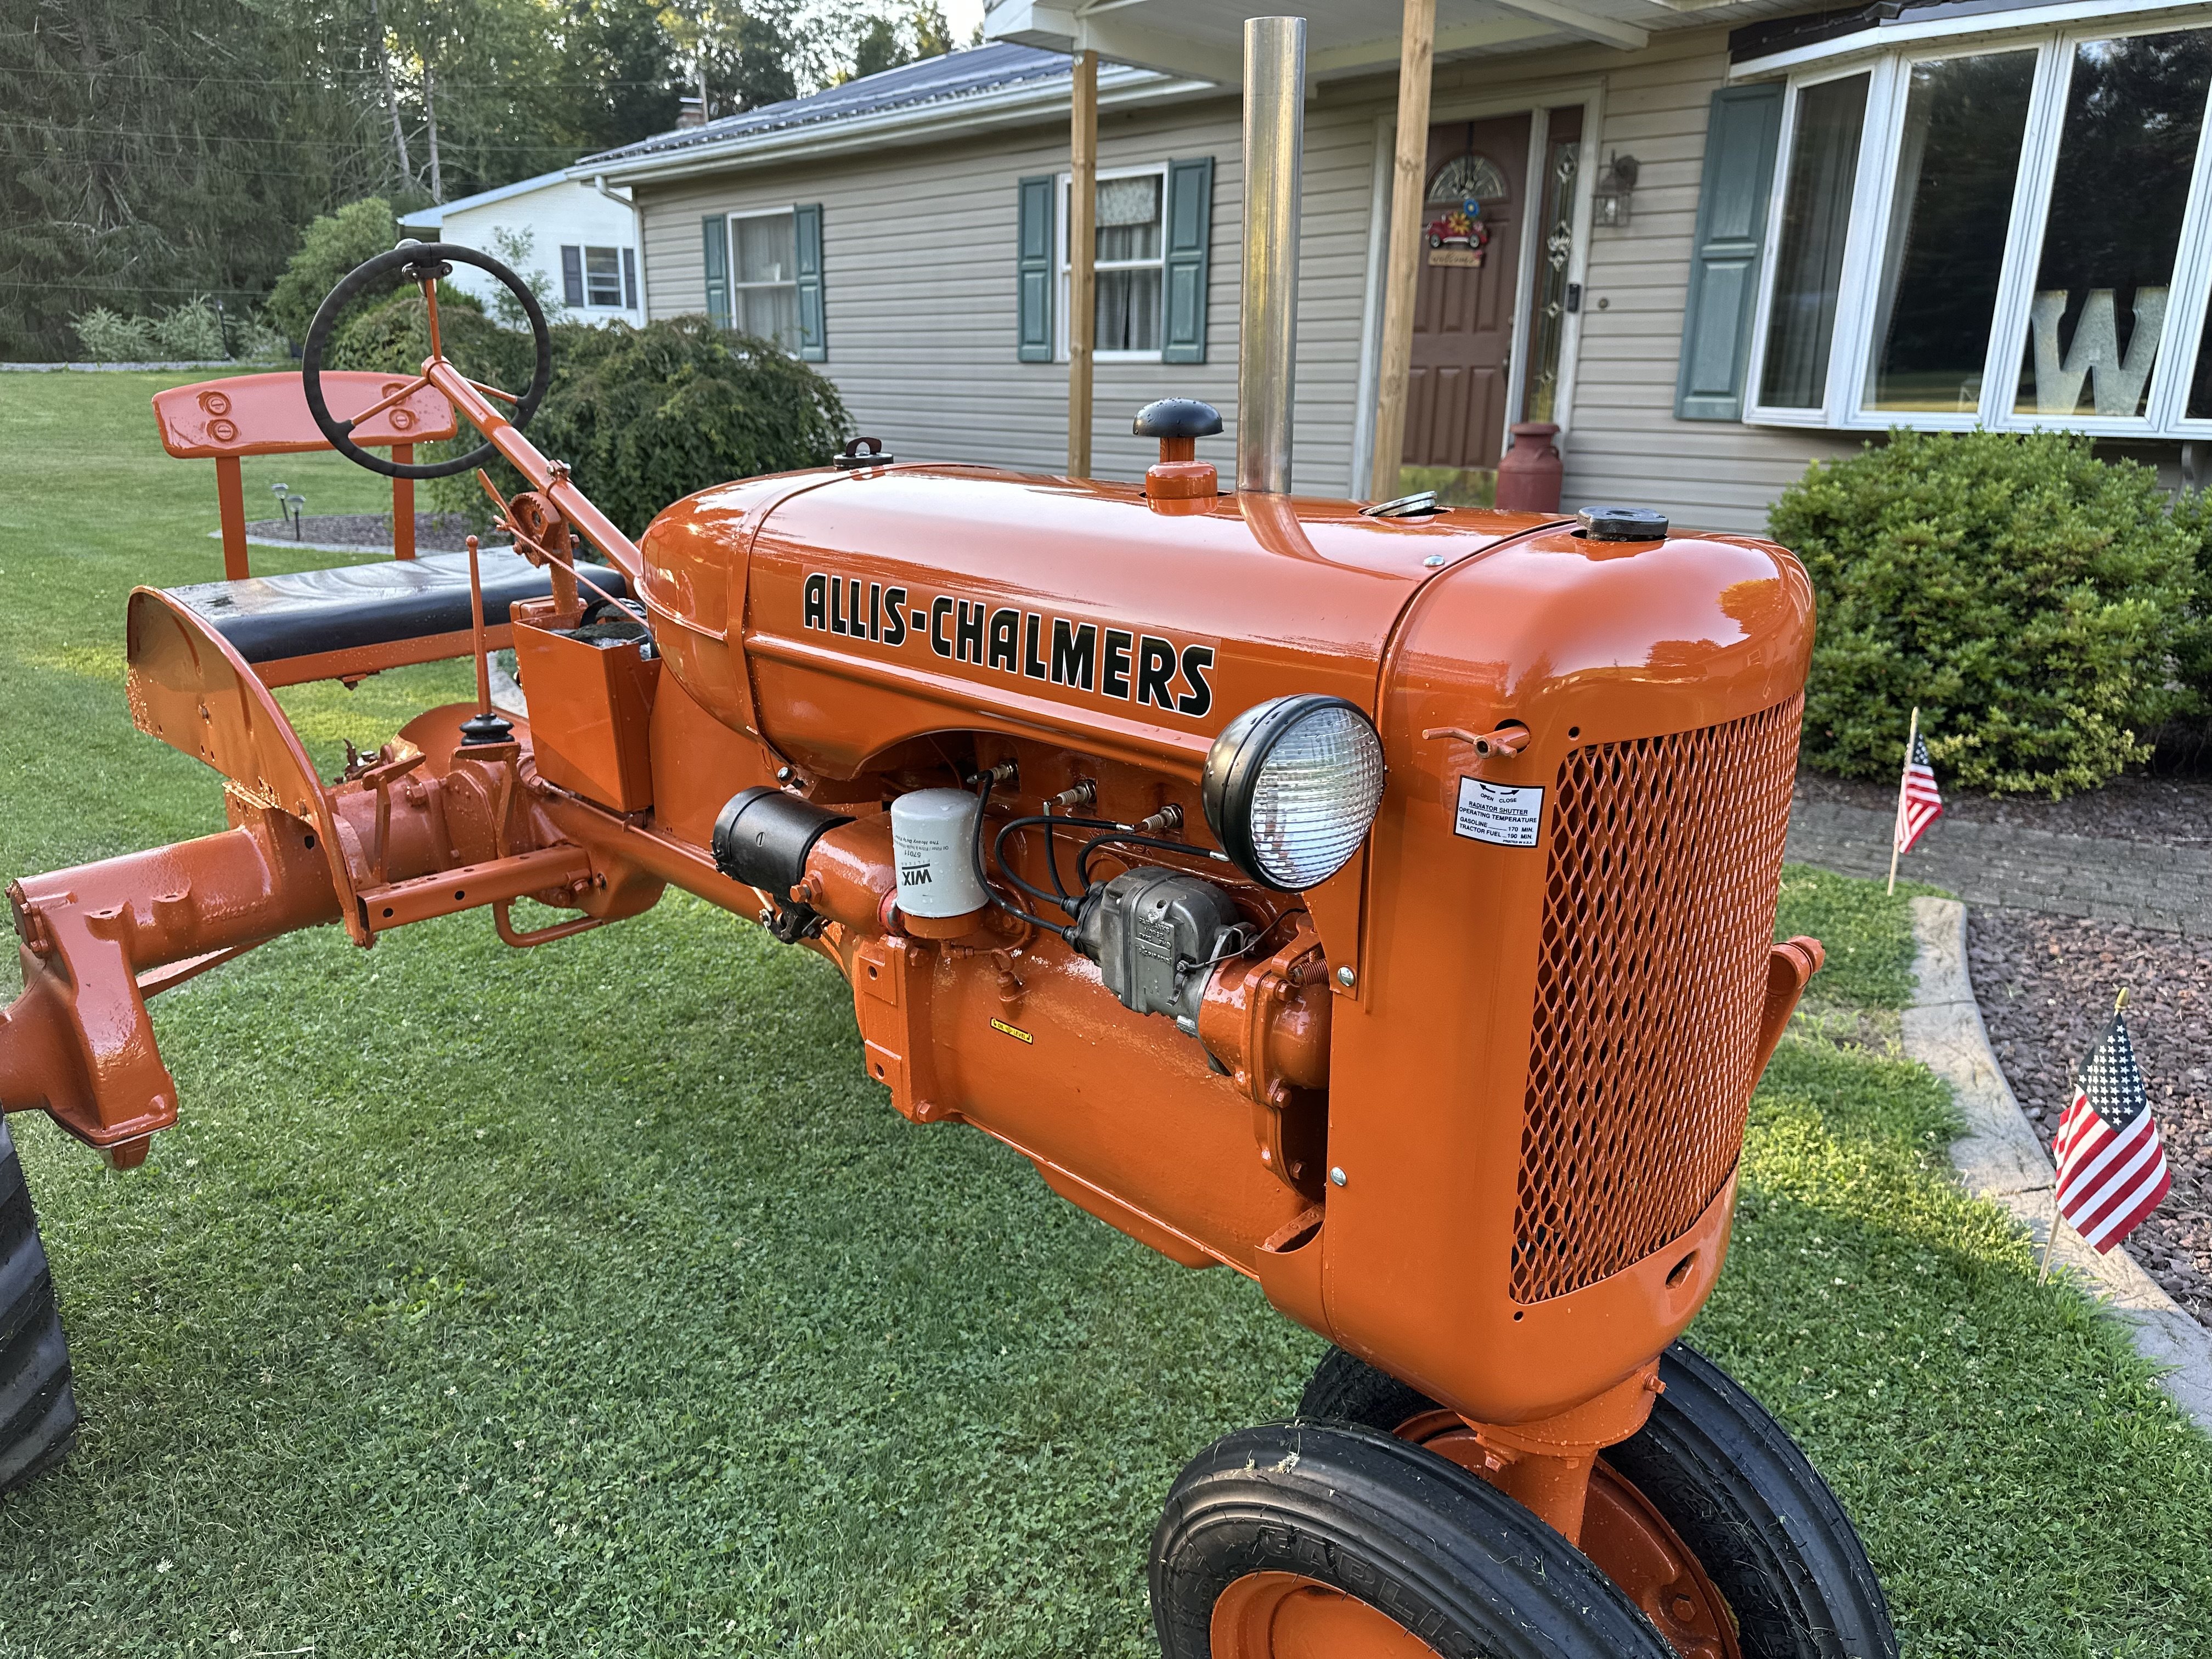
[[301, 240, 553, 481]]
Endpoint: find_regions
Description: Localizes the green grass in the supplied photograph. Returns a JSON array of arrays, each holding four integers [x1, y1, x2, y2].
[[2, 371, 2209, 1656]]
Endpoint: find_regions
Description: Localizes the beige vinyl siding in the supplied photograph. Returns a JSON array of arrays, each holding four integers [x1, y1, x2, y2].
[[636, 96, 1384, 495], [632, 24, 1880, 528]]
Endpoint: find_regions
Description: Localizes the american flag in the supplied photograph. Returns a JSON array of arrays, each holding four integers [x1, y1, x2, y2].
[[1894, 730, 1944, 855], [2052, 1013, 2171, 1254]]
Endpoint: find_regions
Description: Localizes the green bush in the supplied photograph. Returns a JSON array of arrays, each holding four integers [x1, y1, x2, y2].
[[149, 295, 227, 360], [265, 197, 402, 344], [1771, 428, 2194, 797], [70, 307, 158, 362], [522, 317, 850, 535], [324, 304, 849, 529]]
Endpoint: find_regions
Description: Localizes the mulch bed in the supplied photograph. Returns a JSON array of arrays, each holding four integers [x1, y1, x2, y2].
[[1797, 766, 2212, 847], [1968, 907, 2212, 1327], [243, 512, 507, 553]]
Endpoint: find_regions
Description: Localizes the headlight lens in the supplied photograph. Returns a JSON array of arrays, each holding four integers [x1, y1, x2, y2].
[[1202, 695, 1386, 890]]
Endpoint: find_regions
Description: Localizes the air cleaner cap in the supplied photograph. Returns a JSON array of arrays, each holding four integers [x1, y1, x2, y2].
[[1577, 505, 1669, 541]]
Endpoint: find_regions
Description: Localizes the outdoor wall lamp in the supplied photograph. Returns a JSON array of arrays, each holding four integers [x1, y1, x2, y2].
[[1592, 153, 1639, 227]]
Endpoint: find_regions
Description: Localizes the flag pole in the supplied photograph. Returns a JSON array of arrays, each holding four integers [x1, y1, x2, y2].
[[2040, 985, 2129, 1284], [1887, 706, 1918, 896]]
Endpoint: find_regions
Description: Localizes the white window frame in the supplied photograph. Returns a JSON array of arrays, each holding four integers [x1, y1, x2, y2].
[[1741, 11, 2212, 437], [1056, 161, 1170, 365], [725, 207, 801, 352], [580, 245, 626, 309]]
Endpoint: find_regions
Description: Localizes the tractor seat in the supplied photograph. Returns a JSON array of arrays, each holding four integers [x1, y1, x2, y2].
[[165, 548, 629, 665]]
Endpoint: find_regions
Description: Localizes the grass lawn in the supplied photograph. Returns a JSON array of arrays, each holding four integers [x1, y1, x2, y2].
[[2, 370, 2209, 1657]]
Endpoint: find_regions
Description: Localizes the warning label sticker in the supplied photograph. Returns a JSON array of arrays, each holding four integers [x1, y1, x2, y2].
[[1454, 778, 1544, 847]]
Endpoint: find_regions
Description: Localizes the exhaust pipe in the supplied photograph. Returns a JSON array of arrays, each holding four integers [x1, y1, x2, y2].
[[1238, 16, 1306, 496]]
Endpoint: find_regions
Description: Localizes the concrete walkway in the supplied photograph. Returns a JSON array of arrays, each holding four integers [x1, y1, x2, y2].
[[1786, 797, 2212, 934]]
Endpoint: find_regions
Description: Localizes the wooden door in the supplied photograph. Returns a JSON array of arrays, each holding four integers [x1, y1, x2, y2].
[[1402, 115, 1531, 478]]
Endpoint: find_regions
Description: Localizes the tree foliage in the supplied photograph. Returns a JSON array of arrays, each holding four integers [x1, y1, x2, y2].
[[4, 0, 951, 358]]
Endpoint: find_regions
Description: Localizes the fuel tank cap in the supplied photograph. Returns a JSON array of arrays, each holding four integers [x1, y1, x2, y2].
[[1577, 505, 1669, 541]]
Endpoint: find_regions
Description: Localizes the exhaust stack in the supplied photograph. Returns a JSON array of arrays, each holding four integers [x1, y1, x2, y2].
[[1238, 16, 1306, 496]]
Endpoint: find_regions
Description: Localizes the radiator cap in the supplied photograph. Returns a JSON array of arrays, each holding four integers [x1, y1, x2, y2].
[[1577, 505, 1668, 541]]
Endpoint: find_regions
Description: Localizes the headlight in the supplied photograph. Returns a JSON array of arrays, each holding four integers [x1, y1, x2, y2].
[[1201, 695, 1386, 890]]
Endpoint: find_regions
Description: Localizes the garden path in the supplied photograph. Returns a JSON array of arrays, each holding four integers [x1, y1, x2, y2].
[[1786, 792, 2212, 935]]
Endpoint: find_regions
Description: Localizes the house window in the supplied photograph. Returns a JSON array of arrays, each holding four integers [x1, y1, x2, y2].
[[731, 210, 800, 351], [562, 244, 634, 310], [1059, 166, 1167, 359], [585, 246, 625, 308], [1742, 20, 2212, 436]]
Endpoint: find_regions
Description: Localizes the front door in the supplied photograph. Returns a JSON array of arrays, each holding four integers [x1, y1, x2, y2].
[[1401, 114, 1531, 503]]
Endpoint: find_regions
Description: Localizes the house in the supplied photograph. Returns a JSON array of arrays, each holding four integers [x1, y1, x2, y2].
[[575, 1, 2212, 531], [400, 170, 644, 327]]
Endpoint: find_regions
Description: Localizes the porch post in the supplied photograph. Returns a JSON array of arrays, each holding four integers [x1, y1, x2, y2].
[[1369, 0, 1436, 500], [1069, 48, 1098, 477]]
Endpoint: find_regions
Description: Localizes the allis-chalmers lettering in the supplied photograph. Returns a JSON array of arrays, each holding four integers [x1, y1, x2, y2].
[[800, 571, 1216, 718]]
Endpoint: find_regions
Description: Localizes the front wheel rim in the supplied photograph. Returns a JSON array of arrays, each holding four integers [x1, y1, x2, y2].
[[1210, 1571, 1442, 1658], [1391, 1410, 1741, 1659]]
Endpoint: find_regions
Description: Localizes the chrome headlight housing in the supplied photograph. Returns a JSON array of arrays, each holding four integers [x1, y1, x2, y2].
[[1201, 695, 1386, 891]]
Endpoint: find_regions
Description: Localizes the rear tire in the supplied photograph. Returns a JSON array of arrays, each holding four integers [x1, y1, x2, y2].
[[1299, 1344, 1897, 1659], [1152, 1420, 1674, 1658], [0, 1118, 78, 1495]]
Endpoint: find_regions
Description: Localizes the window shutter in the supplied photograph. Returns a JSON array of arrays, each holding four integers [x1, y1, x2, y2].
[[561, 245, 585, 308], [622, 246, 639, 311], [1017, 173, 1055, 363], [702, 216, 730, 330], [1675, 84, 1785, 422], [794, 203, 826, 362], [1162, 157, 1214, 365]]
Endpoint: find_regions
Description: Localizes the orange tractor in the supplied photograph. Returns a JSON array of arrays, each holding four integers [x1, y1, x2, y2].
[[0, 24, 1891, 1657]]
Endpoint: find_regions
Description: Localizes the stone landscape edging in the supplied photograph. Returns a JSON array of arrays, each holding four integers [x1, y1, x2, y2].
[[1903, 895, 2212, 1430]]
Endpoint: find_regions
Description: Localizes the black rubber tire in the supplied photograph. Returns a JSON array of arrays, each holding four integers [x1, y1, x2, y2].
[[0, 1117, 78, 1495], [1299, 1344, 1898, 1659], [1152, 1420, 1674, 1659]]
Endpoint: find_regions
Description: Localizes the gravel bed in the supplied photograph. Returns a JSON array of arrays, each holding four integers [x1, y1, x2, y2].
[[244, 512, 507, 552], [1795, 767, 2212, 848], [1968, 907, 2212, 1325]]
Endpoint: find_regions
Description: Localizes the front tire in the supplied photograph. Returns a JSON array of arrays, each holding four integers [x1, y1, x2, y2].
[[1300, 1344, 1897, 1659], [1152, 1420, 1675, 1658], [0, 1117, 78, 1494]]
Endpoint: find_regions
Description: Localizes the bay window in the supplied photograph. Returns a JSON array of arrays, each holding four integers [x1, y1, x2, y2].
[[1740, 16, 2212, 437]]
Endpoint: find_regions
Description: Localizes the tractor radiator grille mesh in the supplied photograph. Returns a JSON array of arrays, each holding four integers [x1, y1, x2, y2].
[[1510, 696, 1803, 1304]]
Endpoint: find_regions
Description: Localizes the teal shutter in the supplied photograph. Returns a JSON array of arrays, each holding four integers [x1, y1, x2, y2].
[[794, 203, 826, 361], [1161, 157, 1213, 365], [702, 215, 730, 330], [1017, 173, 1055, 363], [1675, 84, 1784, 422]]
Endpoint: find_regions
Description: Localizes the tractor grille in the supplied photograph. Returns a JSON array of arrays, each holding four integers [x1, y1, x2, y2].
[[1510, 697, 1803, 1304]]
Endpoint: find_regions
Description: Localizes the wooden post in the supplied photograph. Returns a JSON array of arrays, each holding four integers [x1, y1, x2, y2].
[[392, 447, 416, 560], [1886, 706, 1918, 896], [1368, 0, 1436, 501], [1068, 48, 1098, 478]]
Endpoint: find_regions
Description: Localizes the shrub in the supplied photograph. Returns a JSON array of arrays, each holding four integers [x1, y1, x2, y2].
[[150, 296, 227, 360], [265, 197, 402, 344], [521, 317, 850, 535], [1771, 428, 2193, 797], [71, 307, 157, 362]]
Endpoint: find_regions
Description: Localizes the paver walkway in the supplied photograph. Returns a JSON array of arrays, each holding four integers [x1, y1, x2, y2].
[[1785, 795, 2212, 935]]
